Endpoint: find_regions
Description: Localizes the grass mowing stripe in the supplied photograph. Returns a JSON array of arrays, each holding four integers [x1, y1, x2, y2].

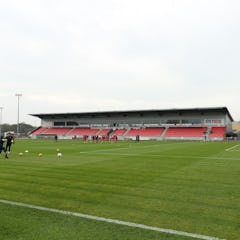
[[79, 141, 195, 154], [1, 140, 239, 239], [80, 151, 240, 160], [0, 199, 224, 240], [1, 173, 238, 212]]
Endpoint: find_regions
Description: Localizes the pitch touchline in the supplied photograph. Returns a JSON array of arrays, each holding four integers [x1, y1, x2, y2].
[[0, 199, 224, 240]]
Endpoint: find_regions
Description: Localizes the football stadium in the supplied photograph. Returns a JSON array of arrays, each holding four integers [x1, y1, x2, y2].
[[29, 107, 233, 141], [0, 107, 239, 240]]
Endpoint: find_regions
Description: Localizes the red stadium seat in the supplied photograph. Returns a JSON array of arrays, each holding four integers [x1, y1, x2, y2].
[[209, 127, 225, 138], [126, 127, 165, 137], [67, 128, 99, 136], [165, 127, 207, 138]]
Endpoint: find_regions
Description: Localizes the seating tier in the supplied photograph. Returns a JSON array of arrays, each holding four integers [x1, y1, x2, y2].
[[209, 127, 225, 138], [43, 128, 70, 135], [111, 129, 127, 136], [31, 127, 48, 135], [67, 128, 99, 136], [97, 128, 110, 136], [126, 127, 165, 137], [165, 127, 207, 137]]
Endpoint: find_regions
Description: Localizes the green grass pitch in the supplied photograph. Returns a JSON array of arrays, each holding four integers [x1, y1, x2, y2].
[[0, 139, 239, 240]]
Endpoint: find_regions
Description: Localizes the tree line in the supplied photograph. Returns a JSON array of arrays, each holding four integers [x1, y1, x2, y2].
[[0, 123, 36, 137]]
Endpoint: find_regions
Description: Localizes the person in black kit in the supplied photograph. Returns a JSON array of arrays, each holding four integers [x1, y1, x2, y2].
[[0, 135, 8, 158], [136, 135, 140, 142], [6, 133, 14, 152]]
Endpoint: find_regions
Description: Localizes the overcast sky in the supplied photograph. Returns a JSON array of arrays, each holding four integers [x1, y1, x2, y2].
[[0, 0, 240, 125]]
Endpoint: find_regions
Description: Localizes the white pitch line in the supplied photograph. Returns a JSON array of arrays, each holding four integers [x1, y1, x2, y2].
[[81, 144, 161, 154], [79, 142, 190, 154], [81, 151, 240, 161], [0, 199, 224, 240], [225, 144, 240, 152]]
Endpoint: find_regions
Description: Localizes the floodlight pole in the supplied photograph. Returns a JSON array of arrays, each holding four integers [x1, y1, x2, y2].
[[0, 107, 3, 136], [15, 93, 22, 138]]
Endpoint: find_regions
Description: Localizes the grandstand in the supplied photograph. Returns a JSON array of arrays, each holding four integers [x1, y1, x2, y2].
[[30, 107, 233, 141]]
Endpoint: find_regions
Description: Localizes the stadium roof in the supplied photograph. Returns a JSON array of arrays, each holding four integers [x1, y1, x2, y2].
[[30, 107, 234, 121]]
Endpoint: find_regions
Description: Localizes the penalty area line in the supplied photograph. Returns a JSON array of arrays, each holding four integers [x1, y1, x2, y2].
[[225, 144, 240, 151], [0, 199, 224, 240]]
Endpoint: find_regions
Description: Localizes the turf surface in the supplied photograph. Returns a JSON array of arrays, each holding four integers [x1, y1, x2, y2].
[[0, 139, 239, 239]]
